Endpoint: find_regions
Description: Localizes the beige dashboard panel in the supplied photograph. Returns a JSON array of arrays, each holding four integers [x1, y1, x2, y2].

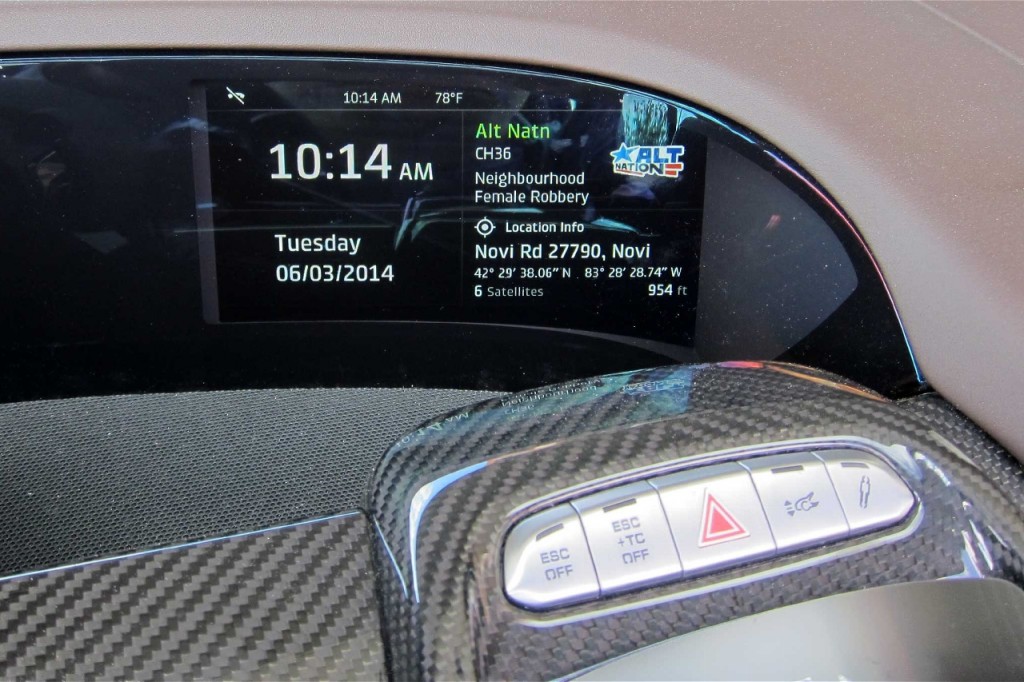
[[2, 1, 1023, 458]]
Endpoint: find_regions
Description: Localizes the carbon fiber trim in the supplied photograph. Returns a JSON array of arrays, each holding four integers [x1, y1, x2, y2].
[[0, 513, 384, 681], [370, 362, 1024, 680], [0, 387, 498, 578], [899, 392, 1024, 504]]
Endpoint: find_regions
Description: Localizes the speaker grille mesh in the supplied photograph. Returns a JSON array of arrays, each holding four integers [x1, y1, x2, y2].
[[0, 388, 498, 577]]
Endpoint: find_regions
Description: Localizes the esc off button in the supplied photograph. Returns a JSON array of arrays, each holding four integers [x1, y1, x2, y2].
[[572, 481, 682, 595], [503, 505, 600, 609]]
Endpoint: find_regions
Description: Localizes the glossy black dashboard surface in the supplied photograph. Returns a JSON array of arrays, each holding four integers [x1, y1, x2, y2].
[[0, 55, 921, 400]]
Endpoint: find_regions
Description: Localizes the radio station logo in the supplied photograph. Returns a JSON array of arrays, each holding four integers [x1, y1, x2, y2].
[[610, 143, 685, 179]]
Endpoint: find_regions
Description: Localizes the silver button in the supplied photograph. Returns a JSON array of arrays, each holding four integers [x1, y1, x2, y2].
[[743, 452, 849, 551], [504, 504, 599, 609], [651, 462, 776, 576], [816, 449, 915, 533], [573, 481, 682, 594]]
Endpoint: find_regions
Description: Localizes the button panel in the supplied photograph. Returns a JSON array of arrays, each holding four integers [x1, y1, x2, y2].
[[572, 481, 682, 594], [504, 504, 600, 609], [651, 462, 776, 576], [816, 449, 915, 534], [504, 445, 916, 610], [743, 452, 850, 552]]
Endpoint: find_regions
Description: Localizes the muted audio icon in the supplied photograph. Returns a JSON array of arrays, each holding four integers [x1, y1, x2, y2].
[[475, 217, 497, 238], [226, 86, 246, 105]]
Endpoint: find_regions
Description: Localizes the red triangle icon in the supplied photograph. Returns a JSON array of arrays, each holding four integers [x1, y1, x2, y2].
[[698, 490, 750, 547]]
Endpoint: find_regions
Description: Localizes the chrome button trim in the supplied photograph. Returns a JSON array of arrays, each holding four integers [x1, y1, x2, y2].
[[816, 449, 915, 533], [651, 462, 776, 576], [743, 452, 850, 551], [572, 481, 682, 594], [504, 504, 600, 609]]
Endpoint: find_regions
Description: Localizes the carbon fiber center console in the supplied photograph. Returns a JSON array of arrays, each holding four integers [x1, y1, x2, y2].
[[368, 362, 1024, 679]]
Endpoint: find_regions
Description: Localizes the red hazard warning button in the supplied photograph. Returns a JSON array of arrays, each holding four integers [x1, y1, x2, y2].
[[698, 491, 751, 547], [651, 462, 777, 576]]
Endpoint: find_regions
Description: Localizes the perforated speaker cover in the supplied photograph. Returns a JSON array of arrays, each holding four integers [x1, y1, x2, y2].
[[0, 387, 498, 578]]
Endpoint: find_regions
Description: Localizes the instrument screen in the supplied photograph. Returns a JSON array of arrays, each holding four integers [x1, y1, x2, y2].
[[197, 74, 705, 345], [0, 56, 920, 399]]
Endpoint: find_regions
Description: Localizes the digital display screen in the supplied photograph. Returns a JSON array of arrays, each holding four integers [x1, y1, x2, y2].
[[0, 56, 919, 401], [197, 75, 707, 345]]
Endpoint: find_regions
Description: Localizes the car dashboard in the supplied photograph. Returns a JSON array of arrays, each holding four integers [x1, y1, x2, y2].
[[2, 3, 1024, 680]]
